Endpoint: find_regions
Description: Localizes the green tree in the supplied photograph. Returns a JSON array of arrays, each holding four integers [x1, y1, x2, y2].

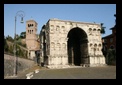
[[20, 31, 26, 38], [16, 34, 20, 40], [4, 36, 6, 49], [114, 14, 116, 26], [6, 35, 14, 42], [9, 45, 13, 54], [4, 36, 8, 52], [101, 23, 106, 34]]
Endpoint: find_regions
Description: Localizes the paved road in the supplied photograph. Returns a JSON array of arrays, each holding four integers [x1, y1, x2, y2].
[[31, 66, 116, 79]]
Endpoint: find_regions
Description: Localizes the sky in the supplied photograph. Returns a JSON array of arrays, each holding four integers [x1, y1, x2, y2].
[[4, 4, 116, 38]]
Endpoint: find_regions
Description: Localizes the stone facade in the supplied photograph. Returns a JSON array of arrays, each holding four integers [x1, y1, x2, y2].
[[26, 20, 40, 60], [40, 18, 106, 68]]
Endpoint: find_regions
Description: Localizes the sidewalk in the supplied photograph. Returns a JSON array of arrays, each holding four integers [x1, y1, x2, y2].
[[4, 65, 47, 79]]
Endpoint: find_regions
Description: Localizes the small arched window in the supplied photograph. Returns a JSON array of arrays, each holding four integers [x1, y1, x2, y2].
[[88, 28, 92, 35], [62, 26, 65, 33], [93, 28, 96, 32], [56, 25, 60, 31], [94, 44, 97, 48], [98, 44, 101, 47], [90, 43, 93, 47], [50, 25, 54, 32], [97, 29, 101, 35]]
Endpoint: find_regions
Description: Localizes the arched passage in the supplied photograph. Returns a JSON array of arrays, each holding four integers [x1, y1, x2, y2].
[[42, 29, 48, 65], [67, 27, 89, 66]]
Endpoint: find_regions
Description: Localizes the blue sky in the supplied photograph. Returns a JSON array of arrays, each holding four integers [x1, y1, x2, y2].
[[4, 4, 116, 38]]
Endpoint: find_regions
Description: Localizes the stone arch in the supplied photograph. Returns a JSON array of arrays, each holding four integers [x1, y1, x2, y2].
[[42, 29, 48, 65], [67, 27, 89, 66]]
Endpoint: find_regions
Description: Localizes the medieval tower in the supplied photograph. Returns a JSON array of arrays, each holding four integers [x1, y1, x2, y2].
[[26, 20, 40, 60], [40, 18, 106, 68]]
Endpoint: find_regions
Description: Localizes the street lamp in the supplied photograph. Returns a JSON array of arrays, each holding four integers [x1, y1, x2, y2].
[[13, 10, 25, 76]]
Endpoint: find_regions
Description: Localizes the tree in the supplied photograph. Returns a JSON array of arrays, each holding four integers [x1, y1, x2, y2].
[[114, 14, 116, 26], [100, 23, 106, 34], [20, 31, 26, 38], [4, 35, 6, 48], [6, 35, 14, 42], [4, 36, 8, 52], [16, 34, 20, 40]]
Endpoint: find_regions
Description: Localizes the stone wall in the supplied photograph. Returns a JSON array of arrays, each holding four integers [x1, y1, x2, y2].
[[4, 54, 35, 77]]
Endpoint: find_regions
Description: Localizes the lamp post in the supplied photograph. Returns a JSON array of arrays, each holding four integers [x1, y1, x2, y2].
[[13, 10, 25, 76]]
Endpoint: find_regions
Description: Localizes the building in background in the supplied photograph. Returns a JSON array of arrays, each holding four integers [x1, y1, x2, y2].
[[26, 20, 40, 60], [102, 14, 116, 50]]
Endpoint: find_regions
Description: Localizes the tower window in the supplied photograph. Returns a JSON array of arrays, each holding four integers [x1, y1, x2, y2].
[[28, 24, 34, 28], [30, 30, 31, 34]]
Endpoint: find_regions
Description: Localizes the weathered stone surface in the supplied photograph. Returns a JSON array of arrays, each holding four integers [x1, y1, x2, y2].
[[4, 54, 35, 78], [40, 19, 106, 68]]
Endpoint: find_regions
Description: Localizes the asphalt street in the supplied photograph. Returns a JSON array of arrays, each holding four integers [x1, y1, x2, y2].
[[31, 66, 116, 79]]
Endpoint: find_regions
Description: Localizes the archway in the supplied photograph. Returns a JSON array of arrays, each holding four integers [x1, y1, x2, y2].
[[42, 29, 48, 65], [67, 27, 89, 66]]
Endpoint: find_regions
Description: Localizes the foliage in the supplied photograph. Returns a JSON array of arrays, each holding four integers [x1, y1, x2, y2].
[[114, 14, 116, 25], [16, 34, 20, 40], [4, 36, 9, 52], [6, 35, 14, 42], [100, 23, 106, 34], [20, 31, 26, 38], [9, 45, 14, 54], [106, 48, 116, 65], [22, 44, 26, 48], [4, 35, 28, 59]]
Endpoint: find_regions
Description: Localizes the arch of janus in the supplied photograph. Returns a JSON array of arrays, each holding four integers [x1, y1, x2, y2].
[[40, 18, 106, 69]]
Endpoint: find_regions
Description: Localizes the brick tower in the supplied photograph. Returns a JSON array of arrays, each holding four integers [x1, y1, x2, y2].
[[26, 20, 39, 59]]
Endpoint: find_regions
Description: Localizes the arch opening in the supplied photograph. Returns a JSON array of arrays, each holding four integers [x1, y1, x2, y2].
[[67, 27, 89, 66], [42, 30, 48, 65]]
